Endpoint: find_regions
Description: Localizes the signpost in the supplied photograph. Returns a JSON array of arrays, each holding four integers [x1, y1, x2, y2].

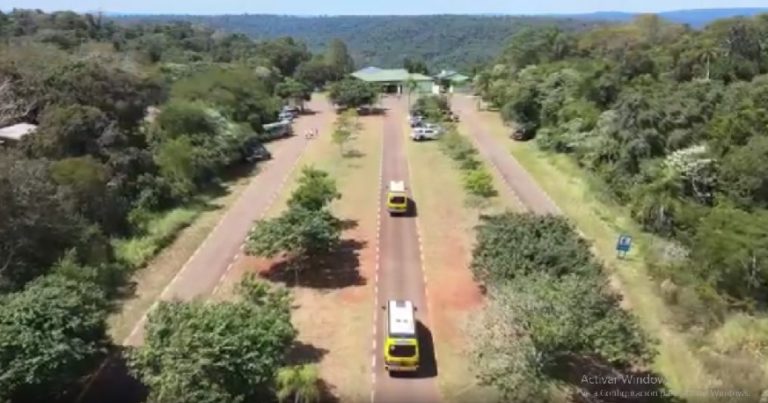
[[616, 234, 632, 259]]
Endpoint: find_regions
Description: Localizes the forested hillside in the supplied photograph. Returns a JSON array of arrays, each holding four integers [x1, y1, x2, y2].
[[0, 9, 351, 402], [476, 13, 768, 395], [112, 14, 606, 71]]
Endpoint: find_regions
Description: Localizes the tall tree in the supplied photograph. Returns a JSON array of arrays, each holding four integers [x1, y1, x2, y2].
[[325, 38, 354, 81]]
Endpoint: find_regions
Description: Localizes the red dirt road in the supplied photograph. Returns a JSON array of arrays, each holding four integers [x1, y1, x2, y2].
[[76, 96, 332, 403], [373, 97, 441, 403], [453, 95, 560, 216]]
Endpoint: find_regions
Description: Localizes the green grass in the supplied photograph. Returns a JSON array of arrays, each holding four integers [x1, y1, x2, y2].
[[113, 204, 206, 269]]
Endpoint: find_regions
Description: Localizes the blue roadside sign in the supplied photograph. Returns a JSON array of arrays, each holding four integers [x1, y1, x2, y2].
[[616, 234, 632, 258]]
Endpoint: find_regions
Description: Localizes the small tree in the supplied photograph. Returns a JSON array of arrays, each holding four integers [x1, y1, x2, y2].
[[288, 166, 341, 211], [129, 275, 296, 403], [463, 168, 497, 198], [276, 365, 321, 403], [247, 167, 342, 284], [331, 109, 360, 156]]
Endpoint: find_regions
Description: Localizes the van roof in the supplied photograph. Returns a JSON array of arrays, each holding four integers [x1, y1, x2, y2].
[[387, 300, 416, 337], [389, 181, 405, 193]]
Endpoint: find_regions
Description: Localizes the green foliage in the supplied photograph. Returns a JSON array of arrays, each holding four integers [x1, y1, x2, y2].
[[403, 57, 429, 75], [471, 213, 597, 283], [470, 213, 653, 400], [328, 78, 378, 109], [275, 78, 311, 108], [473, 274, 653, 400], [276, 365, 321, 403], [287, 166, 342, 211], [129, 274, 296, 403], [462, 169, 497, 198], [476, 15, 768, 311], [171, 66, 279, 130], [325, 38, 355, 81], [247, 207, 342, 260], [688, 205, 768, 305], [294, 55, 333, 88], [411, 95, 450, 122], [153, 136, 203, 200], [23, 104, 111, 159], [0, 274, 108, 402], [113, 204, 203, 269], [437, 127, 498, 201], [137, 15, 605, 70], [331, 109, 360, 155], [0, 155, 90, 290]]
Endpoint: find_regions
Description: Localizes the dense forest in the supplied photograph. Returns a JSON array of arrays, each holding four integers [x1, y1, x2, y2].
[[112, 14, 608, 71], [476, 13, 768, 396], [0, 9, 352, 401]]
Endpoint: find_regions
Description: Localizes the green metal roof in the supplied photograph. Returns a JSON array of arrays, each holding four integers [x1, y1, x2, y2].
[[352, 68, 433, 83]]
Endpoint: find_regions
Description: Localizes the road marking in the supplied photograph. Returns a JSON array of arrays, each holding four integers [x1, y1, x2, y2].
[[370, 101, 386, 400]]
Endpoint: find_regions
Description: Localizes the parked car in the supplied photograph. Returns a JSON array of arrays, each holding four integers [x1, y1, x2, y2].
[[422, 123, 443, 133], [278, 111, 295, 122], [409, 115, 424, 128], [411, 127, 441, 141], [282, 105, 300, 114], [510, 127, 533, 141], [244, 142, 272, 163]]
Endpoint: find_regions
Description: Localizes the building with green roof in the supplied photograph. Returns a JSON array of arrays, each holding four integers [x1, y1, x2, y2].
[[351, 67, 434, 94], [435, 70, 472, 93]]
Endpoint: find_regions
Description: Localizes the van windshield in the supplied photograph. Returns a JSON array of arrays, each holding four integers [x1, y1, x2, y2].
[[390, 196, 406, 204], [389, 344, 416, 358]]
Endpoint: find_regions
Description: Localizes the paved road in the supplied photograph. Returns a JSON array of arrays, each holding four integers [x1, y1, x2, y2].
[[76, 96, 331, 403], [373, 97, 440, 403], [453, 95, 561, 216]]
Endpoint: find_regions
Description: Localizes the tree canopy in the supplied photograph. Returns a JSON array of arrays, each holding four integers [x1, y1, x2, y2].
[[129, 275, 296, 403]]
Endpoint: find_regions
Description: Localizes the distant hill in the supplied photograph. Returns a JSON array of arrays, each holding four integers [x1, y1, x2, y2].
[[559, 8, 768, 27], [111, 15, 604, 71], [111, 8, 768, 71]]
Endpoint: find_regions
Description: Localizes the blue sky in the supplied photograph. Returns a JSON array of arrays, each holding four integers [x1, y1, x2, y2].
[[3, 0, 768, 15]]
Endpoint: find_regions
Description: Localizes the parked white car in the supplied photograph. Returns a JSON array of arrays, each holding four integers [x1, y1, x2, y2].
[[410, 127, 441, 141]]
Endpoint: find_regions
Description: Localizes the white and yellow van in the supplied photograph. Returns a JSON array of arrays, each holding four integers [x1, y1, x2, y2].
[[383, 300, 419, 373], [386, 181, 408, 215]]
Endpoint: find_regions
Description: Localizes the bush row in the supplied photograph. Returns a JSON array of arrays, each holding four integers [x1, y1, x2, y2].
[[438, 127, 497, 199]]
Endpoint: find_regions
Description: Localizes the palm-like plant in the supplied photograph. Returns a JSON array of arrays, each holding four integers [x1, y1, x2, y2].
[[698, 40, 720, 81], [405, 76, 418, 109], [276, 365, 321, 403]]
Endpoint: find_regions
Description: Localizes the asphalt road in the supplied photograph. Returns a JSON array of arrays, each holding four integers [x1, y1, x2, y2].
[[373, 96, 441, 403], [453, 95, 561, 216], [76, 96, 331, 403]]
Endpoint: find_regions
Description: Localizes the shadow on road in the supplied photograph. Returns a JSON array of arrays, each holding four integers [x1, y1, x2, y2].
[[390, 321, 438, 379], [261, 239, 368, 289], [70, 347, 147, 403]]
